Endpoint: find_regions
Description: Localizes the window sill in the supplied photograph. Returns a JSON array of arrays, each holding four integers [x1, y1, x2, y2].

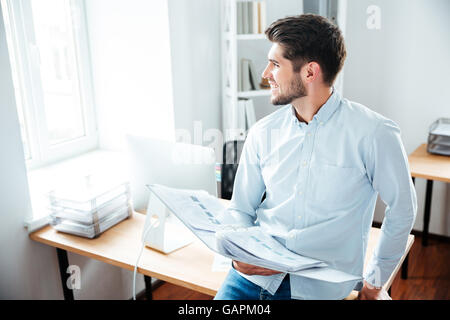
[[24, 149, 129, 233]]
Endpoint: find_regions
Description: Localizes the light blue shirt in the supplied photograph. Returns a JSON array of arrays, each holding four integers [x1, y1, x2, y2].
[[228, 89, 417, 300]]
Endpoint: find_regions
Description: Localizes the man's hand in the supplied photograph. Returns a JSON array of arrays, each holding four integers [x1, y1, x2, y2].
[[232, 260, 282, 276], [357, 281, 392, 300]]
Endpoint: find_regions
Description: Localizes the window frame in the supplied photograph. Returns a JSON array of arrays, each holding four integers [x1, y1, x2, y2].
[[2, 0, 98, 170]]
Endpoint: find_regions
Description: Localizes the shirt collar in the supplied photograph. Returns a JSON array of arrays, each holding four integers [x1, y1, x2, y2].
[[290, 88, 341, 126]]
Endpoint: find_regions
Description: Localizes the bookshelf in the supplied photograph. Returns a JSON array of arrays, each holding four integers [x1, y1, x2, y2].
[[221, 0, 304, 142]]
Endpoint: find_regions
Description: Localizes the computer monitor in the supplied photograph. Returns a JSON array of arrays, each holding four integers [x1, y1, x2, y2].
[[125, 135, 218, 212], [126, 135, 218, 253]]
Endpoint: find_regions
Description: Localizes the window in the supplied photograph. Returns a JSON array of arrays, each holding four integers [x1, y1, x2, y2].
[[1, 0, 97, 169]]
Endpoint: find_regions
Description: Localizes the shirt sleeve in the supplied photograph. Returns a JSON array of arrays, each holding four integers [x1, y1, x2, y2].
[[218, 128, 266, 227], [363, 119, 417, 288]]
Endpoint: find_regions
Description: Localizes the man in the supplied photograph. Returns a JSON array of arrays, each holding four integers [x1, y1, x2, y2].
[[214, 14, 417, 300]]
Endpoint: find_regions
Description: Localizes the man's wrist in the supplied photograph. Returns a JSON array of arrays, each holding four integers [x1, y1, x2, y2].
[[364, 280, 382, 290]]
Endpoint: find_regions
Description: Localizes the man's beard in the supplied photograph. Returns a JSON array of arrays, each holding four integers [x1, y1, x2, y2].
[[271, 75, 307, 105]]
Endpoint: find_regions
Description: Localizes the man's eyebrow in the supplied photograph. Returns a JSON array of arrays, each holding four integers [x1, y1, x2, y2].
[[269, 58, 280, 64]]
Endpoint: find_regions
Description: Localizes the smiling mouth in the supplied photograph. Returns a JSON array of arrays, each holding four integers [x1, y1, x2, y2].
[[269, 82, 279, 90]]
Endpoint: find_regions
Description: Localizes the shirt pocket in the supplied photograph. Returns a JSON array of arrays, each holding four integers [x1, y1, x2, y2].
[[308, 163, 367, 210]]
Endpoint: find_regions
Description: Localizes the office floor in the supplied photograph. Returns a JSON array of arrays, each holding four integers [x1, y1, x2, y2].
[[146, 235, 450, 300]]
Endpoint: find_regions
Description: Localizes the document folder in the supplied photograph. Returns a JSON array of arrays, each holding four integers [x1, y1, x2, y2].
[[146, 184, 362, 283]]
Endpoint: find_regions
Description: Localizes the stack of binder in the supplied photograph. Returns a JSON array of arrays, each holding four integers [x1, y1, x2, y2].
[[48, 176, 132, 238], [427, 118, 450, 156]]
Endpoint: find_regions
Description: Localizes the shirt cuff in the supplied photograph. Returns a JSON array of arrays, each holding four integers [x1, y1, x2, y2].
[[363, 261, 392, 288]]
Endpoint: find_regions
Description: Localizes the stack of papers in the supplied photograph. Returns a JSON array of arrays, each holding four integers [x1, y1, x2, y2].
[[216, 226, 326, 272], [430, 122, 450, 136], [428, 118, 450, 156], [147, 184, 361, 283], [48, 177, 132, 238]]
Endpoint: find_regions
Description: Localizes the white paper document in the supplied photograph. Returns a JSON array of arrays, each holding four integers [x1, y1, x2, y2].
[[216, 227, 326, 272], [146, 185, 227, 232], [431, 122, 450, 136], [147, 184, 362, 283]]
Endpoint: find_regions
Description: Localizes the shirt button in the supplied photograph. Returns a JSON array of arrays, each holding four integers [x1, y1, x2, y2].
[[302, 161, 307, 167], [298, 191, 303, 196], [298, 216, 302, 219], [319, 121, 324, 125], [307, 133, 311, 137]]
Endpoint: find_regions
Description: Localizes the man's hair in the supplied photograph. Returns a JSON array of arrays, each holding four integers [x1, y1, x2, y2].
[[265, 14, 346, 86]]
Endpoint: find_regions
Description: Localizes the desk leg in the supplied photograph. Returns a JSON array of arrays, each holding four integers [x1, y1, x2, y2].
[[56, 248, 74, 301], [423, 180, 433, 246], [401, 253, 409, 279], [144, 275, 153, 300]]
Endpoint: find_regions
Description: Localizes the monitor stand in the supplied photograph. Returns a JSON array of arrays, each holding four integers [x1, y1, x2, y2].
[[142, 193, 194, 254]]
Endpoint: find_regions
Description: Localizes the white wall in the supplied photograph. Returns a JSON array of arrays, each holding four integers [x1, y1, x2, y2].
[[86, 0, 223, 155], [0, 5, 62, 299], [85, 0, 176, 151], [168, 0, 222, 158], [343, 0, 450, 236]]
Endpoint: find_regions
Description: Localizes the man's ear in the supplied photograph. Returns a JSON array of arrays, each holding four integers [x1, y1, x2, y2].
[[303, 62, 321, 84]]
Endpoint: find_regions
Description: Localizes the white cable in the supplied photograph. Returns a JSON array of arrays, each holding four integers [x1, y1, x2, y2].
[[133, 219, 158, 300]]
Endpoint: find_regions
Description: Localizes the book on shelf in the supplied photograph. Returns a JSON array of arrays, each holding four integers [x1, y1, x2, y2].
[[237, 98, 247, 133], [240, 58, 260, 91], [257, 2, 262, 33], [236, 1, 266, 35], [242, 1, 249, 34], [237, 97, 257, 133], [247, 2, 253, 35], [240, 59, 251, 91], [252, 2, 259, 34], [259, 1, 266, 33], [226, 98, 246, 141], [248, 59, 259, 90], [237, 2, 243, 34], [244, 99, 257, 130], [228, 98, 257, 141]]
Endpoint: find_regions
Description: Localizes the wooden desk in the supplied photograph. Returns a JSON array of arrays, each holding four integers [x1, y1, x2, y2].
[[409, 144, 450, 246], [30, 212, 226, 299], [30, 212, 414, 300]]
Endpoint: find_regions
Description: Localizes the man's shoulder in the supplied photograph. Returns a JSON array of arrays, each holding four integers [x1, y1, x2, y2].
[[339, 98, 398, 134], [340, 98, 387, 122], [251, 105, 291, 133]]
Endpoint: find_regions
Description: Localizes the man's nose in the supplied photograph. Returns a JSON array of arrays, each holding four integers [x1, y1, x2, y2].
[[262, 64, 271, 80]]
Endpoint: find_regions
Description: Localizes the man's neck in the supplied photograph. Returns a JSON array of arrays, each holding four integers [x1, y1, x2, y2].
[[291, 86, 333, 124]]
